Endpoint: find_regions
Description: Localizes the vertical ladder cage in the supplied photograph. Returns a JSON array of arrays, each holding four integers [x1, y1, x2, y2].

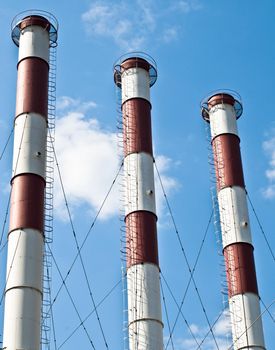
[[41, 43, 57, 350], [114, 63, 129, 350], [41, 15, 58, 349]]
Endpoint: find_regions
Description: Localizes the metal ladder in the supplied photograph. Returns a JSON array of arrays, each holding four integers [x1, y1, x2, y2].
[[41, 44, 57, 350], [205, 121, 232, 346]]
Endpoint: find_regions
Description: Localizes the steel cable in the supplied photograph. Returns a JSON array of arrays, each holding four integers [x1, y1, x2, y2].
[[50, 137, 110, 349], [45, 157, 123, 319], [41, 135, 123, 347], [154, 160, 220, 350], [195, 310, 225, 350], [160, 277, 175, 350], [161, 272, 201, 349], [260, 297, 275, 323], [57, 278, 122, 349], [0, 126, 14, 161], [247, 192, 275, 263], [47, 243, 97, 349]]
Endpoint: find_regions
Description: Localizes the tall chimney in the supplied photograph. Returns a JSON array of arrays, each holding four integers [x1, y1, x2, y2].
[[114, 54, 163, 349], [201, 92, 266, 349], [2, 11, 58, 350]]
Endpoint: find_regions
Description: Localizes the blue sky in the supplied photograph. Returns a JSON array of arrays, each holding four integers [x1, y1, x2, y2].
[[0, 1, 274, 349]]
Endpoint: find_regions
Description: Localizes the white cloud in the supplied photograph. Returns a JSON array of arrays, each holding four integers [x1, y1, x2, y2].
[[57, 96, 97, 112], [168, 309, 232, 350], [178, 1, 191, 13], [54, 101, 119, 221], [162, 27, 179, 43], [189, 323, 200, 335], [263, 184, 275, 199], [82, 0, 202, 50], [213, 309, 231, 336], [263, 134, 275, 199], [82, 2, 142, 50], [54, 97, 179, 222], [176, 0, 203, 13], [137, 0, 157, 31], [82, 3, 130, 37]]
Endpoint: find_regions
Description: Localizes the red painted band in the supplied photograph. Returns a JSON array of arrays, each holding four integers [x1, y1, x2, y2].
[[16, 58, 49, 118], [224, 243, 258, 297], [9, 174, 45, 233], [19, 16, 50, 31], [208, 94, 235, 109], [126, 211, 159, 268], [121, 58, 150, 72], [212, 134, 245, 191], [122, 98, 153, 156]]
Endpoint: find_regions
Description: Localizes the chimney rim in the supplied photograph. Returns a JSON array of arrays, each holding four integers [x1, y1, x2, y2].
[[113, 51, 157, 88], [200, 89, 243, 122], [11, 10, 58, 47]]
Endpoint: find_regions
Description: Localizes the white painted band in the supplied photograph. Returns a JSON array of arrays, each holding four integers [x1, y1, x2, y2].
[[3, 288, 42, 350], [229, 293, 266, 349], [12, 113, 47, 179], [18, 25, 49, 63], [218, 186, 252, 248], [209, 103, 238, 139], [121, 67, 150, 104], [124, 152, 156, 216], [127, 263, 162, 325], [128, 319, 163, 350], [5, 228, 43, 292]]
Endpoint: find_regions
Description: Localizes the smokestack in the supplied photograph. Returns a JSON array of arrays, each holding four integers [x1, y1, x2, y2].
[[201, 92, 266, 349], [2, 11, 57, 350], [114, 54, 163, 349]]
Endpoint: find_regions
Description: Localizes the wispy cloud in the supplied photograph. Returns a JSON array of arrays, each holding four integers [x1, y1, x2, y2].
[[175, 0, 203, 13], [81, 2, 143, 50], [162, 26, 180, 43], [166, 309, 231, 350], [82, 0, 202, 50], [57, 96, 97, 112], [263, 133, 275, 199], [54, 96, 179, 221]]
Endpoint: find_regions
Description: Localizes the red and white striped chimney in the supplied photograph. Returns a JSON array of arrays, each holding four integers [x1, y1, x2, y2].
[[201, 92, 266, 349], [114, 54, 163, 349], [2, 12, 57, 350]]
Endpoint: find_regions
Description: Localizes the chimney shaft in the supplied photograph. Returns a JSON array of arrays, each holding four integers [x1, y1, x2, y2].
[[115, 54, 163, 350], [202, 92, 266, 349], [2, 12, 57, 350]]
